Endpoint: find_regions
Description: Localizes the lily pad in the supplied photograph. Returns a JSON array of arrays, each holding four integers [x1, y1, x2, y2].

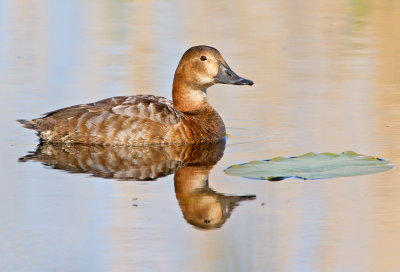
[[225, 151, 393, 180]]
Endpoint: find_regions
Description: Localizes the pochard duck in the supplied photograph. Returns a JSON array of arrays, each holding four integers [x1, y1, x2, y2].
[[18, 45, 253, 145]]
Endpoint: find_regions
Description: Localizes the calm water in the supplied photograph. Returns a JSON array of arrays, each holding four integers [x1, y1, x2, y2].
[[1, 0, 400, 271]]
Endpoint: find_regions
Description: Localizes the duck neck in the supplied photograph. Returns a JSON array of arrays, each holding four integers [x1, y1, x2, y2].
[[172, 78, 210, 113]]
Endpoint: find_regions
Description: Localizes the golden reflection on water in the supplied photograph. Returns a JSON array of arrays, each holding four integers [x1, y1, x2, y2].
[[20, 141, 255, 230]]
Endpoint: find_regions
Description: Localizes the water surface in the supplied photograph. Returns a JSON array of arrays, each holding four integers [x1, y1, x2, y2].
[[1, 1, 400, 271]]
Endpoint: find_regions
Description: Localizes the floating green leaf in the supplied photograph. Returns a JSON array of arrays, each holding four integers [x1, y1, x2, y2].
[[225, 151, 393, 181]]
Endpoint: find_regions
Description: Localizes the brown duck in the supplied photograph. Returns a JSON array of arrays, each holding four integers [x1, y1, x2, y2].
[[18, 45, 253, 145]]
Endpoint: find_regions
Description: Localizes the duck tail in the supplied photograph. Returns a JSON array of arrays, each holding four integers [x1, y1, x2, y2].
[[17, 119, 39, 130]]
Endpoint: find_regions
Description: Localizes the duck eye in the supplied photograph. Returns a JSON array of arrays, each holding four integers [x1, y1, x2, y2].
[[200, 56, 207, 61]]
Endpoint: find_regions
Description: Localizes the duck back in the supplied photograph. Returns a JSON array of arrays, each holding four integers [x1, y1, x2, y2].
[[18, 95, 225, 145]]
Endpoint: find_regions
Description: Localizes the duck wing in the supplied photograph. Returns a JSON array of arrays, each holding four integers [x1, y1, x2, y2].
[[18, 95, 183, 145], [41, 95, 182, 125], [109, 95, 183, 125]]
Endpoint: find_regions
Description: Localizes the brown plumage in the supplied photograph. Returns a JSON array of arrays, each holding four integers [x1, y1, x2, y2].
[[18, 45, 253, 145]]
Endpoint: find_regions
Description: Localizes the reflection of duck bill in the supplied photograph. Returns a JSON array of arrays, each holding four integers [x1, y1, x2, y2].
[[19, 140, 226, 180]]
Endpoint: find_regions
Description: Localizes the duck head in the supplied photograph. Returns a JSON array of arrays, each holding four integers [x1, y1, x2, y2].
[[173, 45, 253, 112]]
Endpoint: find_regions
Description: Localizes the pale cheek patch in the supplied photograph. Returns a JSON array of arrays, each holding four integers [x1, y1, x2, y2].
[[194, 61, 218, 86], [206, 62, 219, 78]]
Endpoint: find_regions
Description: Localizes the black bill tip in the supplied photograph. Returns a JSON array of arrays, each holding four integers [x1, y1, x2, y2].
[[234, 78, 254, 86]]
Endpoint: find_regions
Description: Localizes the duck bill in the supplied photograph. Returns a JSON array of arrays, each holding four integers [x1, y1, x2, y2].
[[214, 61, 254, 86]]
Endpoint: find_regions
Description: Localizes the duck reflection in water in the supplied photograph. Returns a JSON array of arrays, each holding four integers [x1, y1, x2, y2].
[[19, 140, 255, 229]]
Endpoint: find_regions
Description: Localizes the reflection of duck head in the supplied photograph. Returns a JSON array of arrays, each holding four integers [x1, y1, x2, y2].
[[175, 166, 255, 229], [19, 139, 255, 229]]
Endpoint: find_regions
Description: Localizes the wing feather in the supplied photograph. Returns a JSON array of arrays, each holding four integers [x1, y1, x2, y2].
[[40, 95, 182, 125], [19, 95, 184, 144]]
